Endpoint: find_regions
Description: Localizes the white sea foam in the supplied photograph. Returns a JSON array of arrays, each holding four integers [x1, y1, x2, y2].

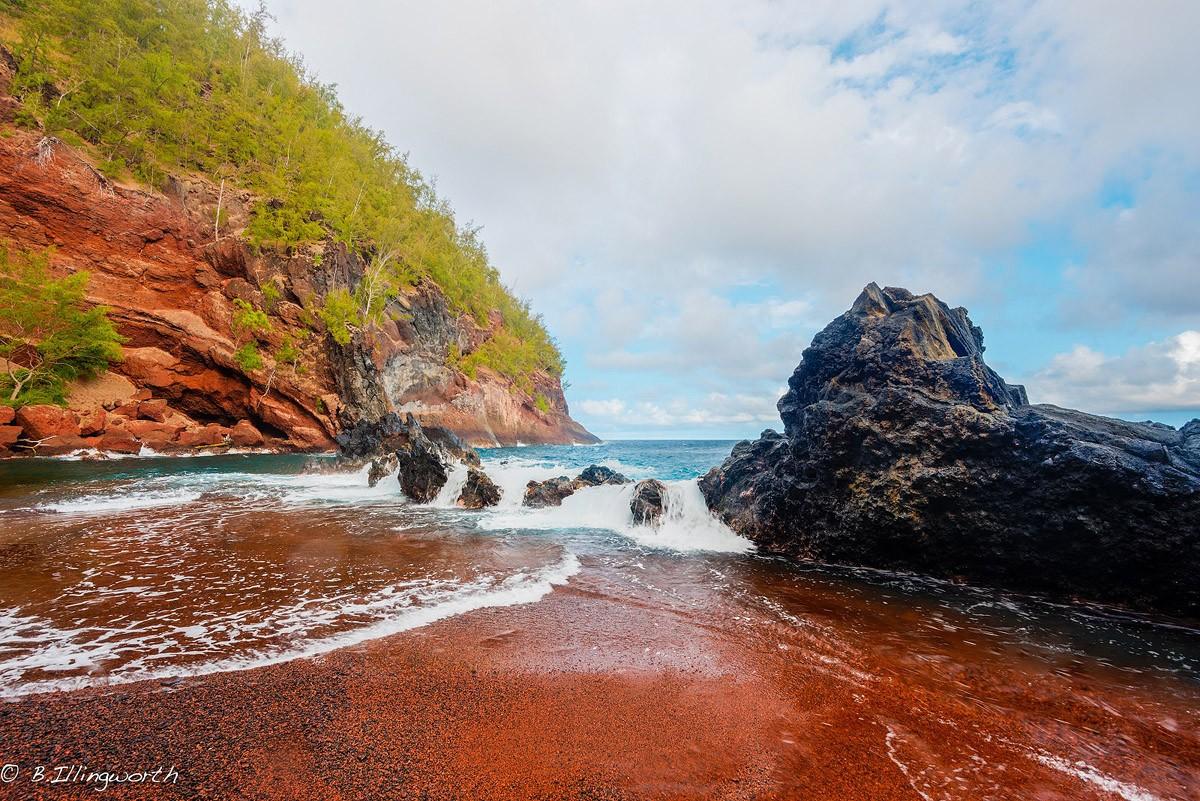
[[427, 462, 470, 507], [36, 490, 204, 515], [0, 609, 113, 679], [477, 476, 753, 554], [478, 456, 656, 508], [0, 552, 581, 698], [269, 462, 403, 505], [479, 458, 576, 508], [629, 479, 752, 554], [29, 461, 406, 517], [50, 448, 146, 461]]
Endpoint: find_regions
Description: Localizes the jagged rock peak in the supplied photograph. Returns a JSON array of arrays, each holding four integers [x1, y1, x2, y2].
[[778, 283, 1023, 437]]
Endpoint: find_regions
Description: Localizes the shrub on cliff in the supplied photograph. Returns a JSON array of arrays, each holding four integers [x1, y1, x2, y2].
[[229, 298, 270, 372], [318, 288, 359, 347], [1, 0, 564, 388], [0, 244, 124, 407]]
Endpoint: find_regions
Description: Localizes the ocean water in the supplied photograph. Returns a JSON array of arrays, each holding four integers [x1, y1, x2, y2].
[[0, 441, 743, 697], [0, 440, 1197, 704]]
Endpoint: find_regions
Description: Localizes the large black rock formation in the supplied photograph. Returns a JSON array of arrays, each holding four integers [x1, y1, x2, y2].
[[336, 412, 481, 503], [700, 284, 1200, 616]]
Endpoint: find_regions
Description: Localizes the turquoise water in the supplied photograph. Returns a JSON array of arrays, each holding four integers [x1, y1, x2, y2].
[[479, 440, 739, 481]]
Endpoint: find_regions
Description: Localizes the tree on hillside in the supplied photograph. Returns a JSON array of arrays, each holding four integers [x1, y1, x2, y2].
[[0, 244, 125, 406]]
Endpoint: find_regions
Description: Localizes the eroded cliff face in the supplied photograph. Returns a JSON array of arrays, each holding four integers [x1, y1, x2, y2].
[[339, 281, 594, 446], [0, 91, 593, 452], [701, 284, 1200, 617]]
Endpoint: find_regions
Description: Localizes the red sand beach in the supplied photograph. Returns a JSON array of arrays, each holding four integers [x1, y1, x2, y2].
[[2, 552, 1197, 800]]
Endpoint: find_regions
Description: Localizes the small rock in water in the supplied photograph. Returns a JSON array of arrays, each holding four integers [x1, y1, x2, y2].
[[341, 413, 487, 502], [523, 476, 576, 508], [523, 464, 633, 508], [576, 464, 630, 486], [396, 449, 447, 503], [367, 453, 398, 488], [630, 479, 667, 526], [458, 468, 501, 509]]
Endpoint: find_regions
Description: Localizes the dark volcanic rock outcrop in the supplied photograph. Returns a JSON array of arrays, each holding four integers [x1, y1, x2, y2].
[[700, 284, 1200, 616], [395, 446, 448, 504], [366, 453, 399, 488], [337, 412, 478, 465], [578, 465, 630, 486], [458, 468, 502, 509], [523, 476, 578, 508], [339, 412, 477, 503], [630, 479, 667, 526], [522, 464, 632, 507]]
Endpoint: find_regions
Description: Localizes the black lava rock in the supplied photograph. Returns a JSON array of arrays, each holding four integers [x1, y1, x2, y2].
[[336, 412, 479, 466], [523, 476, 578, 508], [630, 479, 667, 526], [700, 283, 1200, 617], [367, 453, 398, 487], [577, 464, 630, 486], [458, 468, 502, 509], [522, 464, 633, 508]]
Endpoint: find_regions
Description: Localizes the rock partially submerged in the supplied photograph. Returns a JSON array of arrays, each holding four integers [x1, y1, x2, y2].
[[395, 446, 447, 504], [366, 453, 398, 488], [700, 284, 1200, 616], [458, 468, 502, 509], [578, 465, 629, 486], [341, 412, 498, 505], [523, 476, 578, 508], [630, 479, 667, 526], [522, 464, 632, 507]]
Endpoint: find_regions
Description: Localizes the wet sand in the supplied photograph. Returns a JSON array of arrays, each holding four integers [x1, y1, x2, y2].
[[2, 553, 1198, 800]]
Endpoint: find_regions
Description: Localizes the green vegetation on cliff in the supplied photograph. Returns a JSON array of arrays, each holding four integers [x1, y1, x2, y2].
[[0, 0, 563, 384], [0, 243, 124, 407]]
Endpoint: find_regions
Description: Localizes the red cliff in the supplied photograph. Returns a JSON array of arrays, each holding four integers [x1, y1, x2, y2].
[[0, 66, 593, 455]]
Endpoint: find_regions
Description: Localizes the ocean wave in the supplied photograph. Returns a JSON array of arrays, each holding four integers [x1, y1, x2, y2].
[[35, 490, 204, 515], [477, 478, 753, 554], [0, 551, 581, 698]]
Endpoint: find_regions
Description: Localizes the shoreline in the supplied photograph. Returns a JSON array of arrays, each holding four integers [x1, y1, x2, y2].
[[3, 556, 1196, 800]]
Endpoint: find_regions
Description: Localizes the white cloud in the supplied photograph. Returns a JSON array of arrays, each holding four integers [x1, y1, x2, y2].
[[579, 399, 628, 418], [1061, 178, 1200, 325], [585, 289, 812, 382], [578, 391, 784, 431], [986, 101, 1062, 135], [250, 0, 1103, 301], [1028, 332, 1200, 414]]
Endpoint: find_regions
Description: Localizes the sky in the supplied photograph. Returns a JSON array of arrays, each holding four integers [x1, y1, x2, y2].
[[240, 0, 1200, 439]]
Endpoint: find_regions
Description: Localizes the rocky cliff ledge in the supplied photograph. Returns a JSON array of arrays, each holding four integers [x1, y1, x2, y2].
[[0, 126, 594, 453], [700, 284, 1200, 616]]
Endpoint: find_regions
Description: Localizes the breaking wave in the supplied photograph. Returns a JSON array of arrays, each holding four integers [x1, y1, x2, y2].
[[477, 456, 752, 554], [0, 552, 580, 698]]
